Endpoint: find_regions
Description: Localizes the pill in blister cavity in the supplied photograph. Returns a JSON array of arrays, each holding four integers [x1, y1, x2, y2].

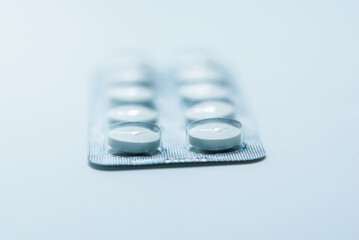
[[185, 101, 234, 122], [107, 122, 161, 154], [179, 83, 229, 102], [107, 105, 157, 123], [175, 67, 225, 83], [187, 118, 242, 151], [106, 68, 151, 84], [108, 86, 154, 103]]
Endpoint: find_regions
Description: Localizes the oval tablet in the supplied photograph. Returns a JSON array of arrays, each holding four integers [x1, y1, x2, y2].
[[179, 83, 229, 102], [187, 118, 242, 151], [107, 105, 157, 123], [107, 122, 161, 154], [185, 101, 235, 122], [108, 86, 154, 104], [106, 68, 151, 84], [175, 67, 225, 83]]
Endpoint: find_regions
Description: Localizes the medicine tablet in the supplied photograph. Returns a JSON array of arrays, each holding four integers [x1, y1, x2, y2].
[[106, 68, 151, 84], [107, 105, 157, 123], [179, 83, 229, 102], [108, 86, 154, 104], [175, 67, 225, 83], [107, 123, 161, 154], [185, 101, 234, 122], [187, 118, 242, 151]]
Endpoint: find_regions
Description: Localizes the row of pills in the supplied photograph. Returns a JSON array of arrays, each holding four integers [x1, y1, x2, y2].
[[103, 57, 161, 154], [173, 57, 243, 151], [174, 59, 235, 122]]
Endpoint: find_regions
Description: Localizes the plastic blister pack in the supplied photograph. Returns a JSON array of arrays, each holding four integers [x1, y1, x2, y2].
[[88, 51, 265, 168]]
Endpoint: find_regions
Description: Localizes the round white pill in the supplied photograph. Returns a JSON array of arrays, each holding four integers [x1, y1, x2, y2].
[[179, 83, 229, 102], [107, 123, 161, 154], [107, 105, 157, 123], [106, 68, 151, 84], [187, 118, 242, 151], [108, 86, 154, 104], [175, 67, 225, 83], [185, 101, 235, 122]]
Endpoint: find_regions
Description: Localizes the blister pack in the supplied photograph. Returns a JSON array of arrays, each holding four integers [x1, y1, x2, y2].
[[88, 51, 265, 168]]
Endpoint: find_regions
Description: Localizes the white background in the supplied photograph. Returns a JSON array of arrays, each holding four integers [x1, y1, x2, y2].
[[0, 0, 358, 239]]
